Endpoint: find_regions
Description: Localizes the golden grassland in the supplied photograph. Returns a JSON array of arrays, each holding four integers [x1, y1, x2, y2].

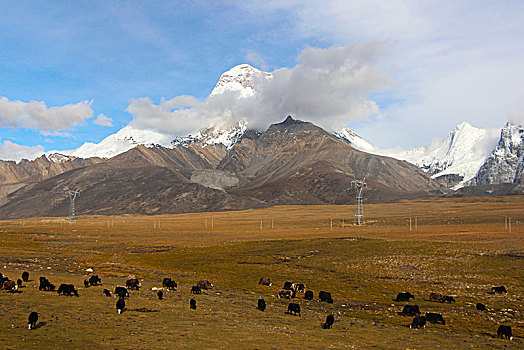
[[0, 196, 523, 349]]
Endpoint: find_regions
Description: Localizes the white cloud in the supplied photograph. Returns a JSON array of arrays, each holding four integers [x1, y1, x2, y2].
[[128, 43, 390, 135], [93, 113, 113, 127], [0, 141, 44, 162], [39, 130, 74, 138], [0, 97, 93, 133], [239, 1, 524, 148]]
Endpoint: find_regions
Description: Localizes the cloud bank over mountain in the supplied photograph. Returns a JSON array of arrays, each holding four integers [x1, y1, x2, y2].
[[0, 141, 44, 162], [128, 43, 390, 135]]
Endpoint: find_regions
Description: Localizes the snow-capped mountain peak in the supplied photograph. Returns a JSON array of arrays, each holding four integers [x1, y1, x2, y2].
[[386, 121, 501, 188], [68, 125, 174, 159], [172, 120, 247, 150], [210, 64, 272, 98], [468, 121, 524, 186], [47, 153, 71, 163], [333, 128, 375, 153]]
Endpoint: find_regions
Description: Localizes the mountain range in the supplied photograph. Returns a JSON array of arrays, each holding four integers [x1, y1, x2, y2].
[[0, 64, 522, 218], [64, 64, 523, 190], [0, 116, 443, 218]]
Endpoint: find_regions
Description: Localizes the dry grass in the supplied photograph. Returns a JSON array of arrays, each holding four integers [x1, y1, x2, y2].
[[0, 196, 523, 349]]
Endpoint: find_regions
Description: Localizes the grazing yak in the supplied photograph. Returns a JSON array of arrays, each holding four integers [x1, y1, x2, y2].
[[304, 290, 314, 301], [323, 315, 335, 329], [287, 303, 301, 316], [476, 303, 486, 311], [157, 291, 163, 300], [190, 298, 197, 310], [115, 286, 129, 298], [39, 277, 48, 291], [17, 279, 23, 288], [0, 274, 8, 286], [278, 289, 294, 299], [283, 281, 294, 290], [400, 305, 420, 316], [57, 284, 79, 297], [2, 280, 17, 292], [39, 277, 55, 291], [22, 271, 29, 282], [28, 312, 38, 330], [394, 292, 415, 302], [191, 286, 202, 294], [257, 298, 266, 311], [319, 291, 333, 304], [89, 275, 102, 286], [442, 295, 455, 303], [197, 280, 213, 290], [84, 280, 89, 288], [116, 298, 125, 314], [429, 292, 454, 303], [429, 292, 443, 302], [103, 289, 112, 297], [258, 277, 271, 286], [295, 283, 306, 293], [426, 312, 445, 325], [491, 286, 507, 294], [410, 316, 426, 329], [497, 325, 513, 340], [162, 278, 177, 290], [126, 278, 140, 291]]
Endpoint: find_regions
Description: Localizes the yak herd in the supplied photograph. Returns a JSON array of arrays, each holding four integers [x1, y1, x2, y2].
[[0, 270, 516, 341]]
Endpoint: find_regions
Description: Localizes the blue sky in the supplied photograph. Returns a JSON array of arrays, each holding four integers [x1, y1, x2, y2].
[[1, 1, 523, 160]]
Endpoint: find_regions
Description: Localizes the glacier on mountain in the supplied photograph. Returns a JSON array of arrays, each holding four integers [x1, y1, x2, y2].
[[467, 122, 524, 186], [383, 122, 500, 189]]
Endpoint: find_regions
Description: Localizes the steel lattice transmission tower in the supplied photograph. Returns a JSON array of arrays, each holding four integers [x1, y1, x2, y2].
[[351, 178, 367, 225], [66, 189, 80, 222]]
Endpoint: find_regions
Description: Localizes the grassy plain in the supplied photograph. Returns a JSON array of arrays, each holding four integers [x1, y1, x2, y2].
[[0, 196, 523, 349]]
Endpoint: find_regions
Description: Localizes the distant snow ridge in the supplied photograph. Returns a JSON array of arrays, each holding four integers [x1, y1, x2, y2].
[[172, 121, 247, 150], [467, 122, 524, 186], [70, 125, 174, 159], [333, 128, 375, 153], [47, 153, 71, 163], [388, 122, 500, 189]]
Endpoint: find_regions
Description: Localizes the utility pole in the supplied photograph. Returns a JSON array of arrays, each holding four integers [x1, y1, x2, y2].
[[351, 179, 367, 225], [66, 189, 80, 222]]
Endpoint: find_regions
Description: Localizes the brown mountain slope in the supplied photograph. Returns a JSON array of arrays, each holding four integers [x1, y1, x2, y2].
[[108, 144, 226, 170], [0, 163, 262, 218], [0, 155, 103, 205], [223, 116, 444, 203]]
